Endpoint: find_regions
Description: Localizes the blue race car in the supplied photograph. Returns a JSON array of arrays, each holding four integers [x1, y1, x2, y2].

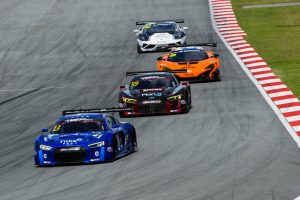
[[34, 108, 137, 166]]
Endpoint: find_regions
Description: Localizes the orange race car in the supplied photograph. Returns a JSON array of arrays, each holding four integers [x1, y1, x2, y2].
[[156, 43, 221, 81]]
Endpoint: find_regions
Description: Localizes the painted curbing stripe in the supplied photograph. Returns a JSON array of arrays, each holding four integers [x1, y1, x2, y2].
[[219, 27, 243, 31], [284, 110, 300, 118], [252, 70, 273, 75], [231, 44, 251, 49], [235, 48, 255, 53], [286, 115, 300, 123], [226, 37, 243, 42], [290, 121, 300, 126], [265, 87, 289, 94], [281, 106, 300, 113], [229, 40, 247, 45], [250, 67, 272, 73], [272, 94, 297, 101], [243, 57, 264, 63], [246, 62, 267, 68], [264, 84, 288, 91], [214, 12, 234, 16], [277, 102, 300, 109], [216, 21, 238, 25], [269, 91, 294, 98], [215, 17, 237, 21], [274, 98, 299, 106], [238, 52, 259, 58], [254, 73, 275, 79]]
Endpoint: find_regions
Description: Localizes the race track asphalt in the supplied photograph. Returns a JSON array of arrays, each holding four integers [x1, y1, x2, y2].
[[0, 0, 299, 199]]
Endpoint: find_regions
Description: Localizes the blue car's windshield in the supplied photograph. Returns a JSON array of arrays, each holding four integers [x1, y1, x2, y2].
[[51, 120, 104, 133]]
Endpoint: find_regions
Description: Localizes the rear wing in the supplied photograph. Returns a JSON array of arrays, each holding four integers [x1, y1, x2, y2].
[[136, 19, 184, 25], [163, 43, 217, 50], [126, 69, 187, 77], [62, 108, 132, 115]]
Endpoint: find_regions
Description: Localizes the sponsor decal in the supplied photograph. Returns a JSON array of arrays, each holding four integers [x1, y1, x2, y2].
[[142, 88, 162, 92], [143, 100, 161, 104], [43, 154, 47, 159], [95, 151, 99, 157], [141, 93, 162, 97], [60, 139, 82, 145]]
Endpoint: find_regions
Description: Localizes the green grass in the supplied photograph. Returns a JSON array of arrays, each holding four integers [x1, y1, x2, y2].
[[234, 0, 300, 6], [231, 1, 300, 96]]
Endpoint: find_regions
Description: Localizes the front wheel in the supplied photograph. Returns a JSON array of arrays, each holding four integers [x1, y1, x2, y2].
[[137, 44, 142, 53]]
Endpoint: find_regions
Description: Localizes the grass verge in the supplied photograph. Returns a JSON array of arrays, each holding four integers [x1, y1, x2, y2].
[[231, 1, 300, 96]]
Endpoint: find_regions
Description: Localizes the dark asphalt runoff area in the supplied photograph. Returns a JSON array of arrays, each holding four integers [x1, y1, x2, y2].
[[0, 0, 299, 199]]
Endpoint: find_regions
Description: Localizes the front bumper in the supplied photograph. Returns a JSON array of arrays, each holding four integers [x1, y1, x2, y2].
[[119, 99, 188, 116], [34, 146, 114, 166], [137, 37, 186, 52]]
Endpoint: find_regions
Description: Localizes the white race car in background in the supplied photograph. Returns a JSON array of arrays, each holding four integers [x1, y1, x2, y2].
[[134, 19, 189, 53]]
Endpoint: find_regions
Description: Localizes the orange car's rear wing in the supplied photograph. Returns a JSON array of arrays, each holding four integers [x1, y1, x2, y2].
[[136, 19, 184, 25], [126, 69, 187, 77], [62, 108, 133, 115], [160, 43, 217, 51]]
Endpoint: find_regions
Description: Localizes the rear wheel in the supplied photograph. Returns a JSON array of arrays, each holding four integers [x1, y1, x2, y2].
[[111, 138, 118, 161], [213, 68, 221, 81]]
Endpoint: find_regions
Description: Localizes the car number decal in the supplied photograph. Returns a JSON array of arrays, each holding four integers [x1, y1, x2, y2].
[[52, 124, 61, 132], [131, 80, 139, 87], [169, 53, 176, 57]]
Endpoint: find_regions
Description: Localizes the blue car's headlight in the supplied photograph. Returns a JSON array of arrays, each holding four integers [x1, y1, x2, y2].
[[88, 141, 105, 148], [39, 144, 52, 151]]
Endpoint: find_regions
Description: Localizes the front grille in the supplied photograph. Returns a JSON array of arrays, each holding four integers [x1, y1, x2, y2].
[[145, 45, 156, 49], [138, 103, 166, 114], [54, 147, 86, 163]]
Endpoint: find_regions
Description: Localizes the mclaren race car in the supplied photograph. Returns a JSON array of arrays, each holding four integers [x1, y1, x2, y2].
[[134, 19, 188, 53], [119, 71, 192, 117], [34, 108, 137, 166], [156, 43, 221, 81]]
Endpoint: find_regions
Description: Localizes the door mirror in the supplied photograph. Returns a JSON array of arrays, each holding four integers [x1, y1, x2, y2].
[[212, 53, 219, 58], [157, 56, 163, 61], [42, 128, 48, 133]]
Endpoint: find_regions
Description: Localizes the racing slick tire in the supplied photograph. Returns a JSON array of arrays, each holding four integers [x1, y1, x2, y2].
[[137, 44, 142, 53], [111, 137, 118, 161], [182, 92, 192, 114], [130, 128, 138, 153], [213, 68, 221, 81]]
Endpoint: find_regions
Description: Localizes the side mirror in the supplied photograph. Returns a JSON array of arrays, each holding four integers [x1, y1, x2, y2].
[[120, 85, 126, 90], [112, 124, 119, 129], [211, 53, 219, 58], [181, 81, 188, 86], [183, 27, 189, 30], [157, 56, 163, 61], [133, 29, 139, 33], [42, 128, 49, 133]]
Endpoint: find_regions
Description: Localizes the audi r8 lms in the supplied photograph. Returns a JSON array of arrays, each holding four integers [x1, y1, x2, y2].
[[156, 43, 221, 81], [134, 19, 188, 53], [34, 108, 137, 166], [119, 71, 192, 117]]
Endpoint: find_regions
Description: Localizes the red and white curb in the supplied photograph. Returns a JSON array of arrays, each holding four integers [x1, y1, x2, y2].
[[209, 2, 300, 198], [209, 1, 300, 147]]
